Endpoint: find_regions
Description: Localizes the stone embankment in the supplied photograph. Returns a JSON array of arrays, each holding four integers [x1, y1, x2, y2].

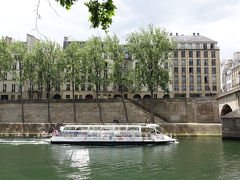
[[0, 98, 222, 137]]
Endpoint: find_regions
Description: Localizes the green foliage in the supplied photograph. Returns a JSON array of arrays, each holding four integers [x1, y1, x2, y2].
[[0, 38, 13, 80], [55, 0, 116, 31], [104, 34, 133, 92], [84, 36, 109, 92], [126, 24, 176, 93], [29, 40, 63, 92]]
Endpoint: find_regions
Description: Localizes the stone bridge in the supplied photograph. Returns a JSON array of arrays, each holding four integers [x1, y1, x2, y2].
[[217, 87, 240, 140], [217, 86, 240, 116]]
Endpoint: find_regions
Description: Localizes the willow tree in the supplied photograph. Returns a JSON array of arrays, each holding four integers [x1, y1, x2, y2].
[[0, 38, 13, 82], [84, 36, 109, 123], [63, 42, 84, 123], [126, 25, 176, 123], [10, 41, 29, 124], [105, 34, 133, 123], [30, 40, 63, 123]]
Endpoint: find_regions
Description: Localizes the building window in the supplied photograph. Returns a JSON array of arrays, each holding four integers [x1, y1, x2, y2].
[[88, 85, 92, 91], [189, 59, 193, 66], [197, 59, 201, 66], [181, 51, 185, 58], [66, 84, 70, 91], [197, 85, 202, 91], [182, 75, 186, 84], [174, 75, 178, 84], [75, 85, 79, 91], [204, 51, 208, 58], [212, 85, 217, 91], [103, 85, 108, 91], [164, 63, 168, 69], [29, 93, 33, 100], [182, 85, 186, 90], [211, 51, 216, 58], [11, 95, 15, 100], [189, 67, 193, 74], [29, 82, 34, 91], [203, 44, 207, 50], [12, 84, 16, 92], [190, 85, 194, 90], [190, 75, 194, 84], [174, 51, 178, 58], [38, 93, 42, 100], [3, 84, 7, 92], [66, 95, 70, 99], [174, 85, 179, 90], [197, 76, 201, 84], [81, 85, 85, 91], [154, 94, 157, 99], [212, 67, 216, 74], [210, 44, 214, 49], [196, 43, 200, 49], [197, 67, 201, 74], [204, 67, 209, 74], [205, 85, 210, 91], [196, 51, 201, 58], [181, 59, 186, 66], [189, 51, 193, 58], [174, 67, 178, 74], [79, 95, 83, 99], [204, 76, 209, 84], [3, 73, 7, 80], [212, 76, 217, 84], [204, 59, 208, 66], [75, 95, 78, 99], [174, 59, 178, 66], [212, 59, 216, 66], [182, 67, 186, 74]]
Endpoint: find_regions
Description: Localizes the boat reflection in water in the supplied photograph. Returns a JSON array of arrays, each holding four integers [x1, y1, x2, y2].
[[51, 124, 177, 145]]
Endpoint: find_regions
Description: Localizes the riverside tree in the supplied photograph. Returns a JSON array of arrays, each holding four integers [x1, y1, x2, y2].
[[63, 42, 84, 123], [126, 25, 176, 123], [84, 36, 109, 123], [0, 38, 13, 81], [11, 41, 29, 124], [30, 40, 63, 123], [105, 34, 133, 123]]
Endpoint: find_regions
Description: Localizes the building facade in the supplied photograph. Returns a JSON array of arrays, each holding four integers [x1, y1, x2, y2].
[[171, 33, 220, 98], [0, 33, 221, 100]]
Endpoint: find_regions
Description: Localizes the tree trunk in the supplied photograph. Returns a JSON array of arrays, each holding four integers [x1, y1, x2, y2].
[[121, 91, 129, 123], [72, 82, 76, 123], [47, 90, 51, 123], [150, 90, 155, 123], [20, 88, 25, 135], [96, 90, 103, 124]]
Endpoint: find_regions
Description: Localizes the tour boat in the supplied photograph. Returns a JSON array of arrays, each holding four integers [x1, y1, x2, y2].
[[51, 124, 177, 145]]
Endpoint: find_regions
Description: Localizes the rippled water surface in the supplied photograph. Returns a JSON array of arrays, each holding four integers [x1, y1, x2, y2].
[[0, 137, 239, 180]]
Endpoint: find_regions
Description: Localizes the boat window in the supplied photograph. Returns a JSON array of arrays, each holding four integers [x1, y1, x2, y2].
[[114, 127, 126, 131], [89, 127, 101, 130], [127, 127, 139, 131], [76, 127, 88, 130], [102, 127, 113, 130], [141, 128, 151, 132], [64, 127, 76, 130]]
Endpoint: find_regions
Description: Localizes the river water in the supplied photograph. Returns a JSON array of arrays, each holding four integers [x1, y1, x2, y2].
[[0, 137, 239, 180]]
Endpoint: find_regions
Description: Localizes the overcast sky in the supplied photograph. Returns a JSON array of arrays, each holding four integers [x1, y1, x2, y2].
[[0, 0, 240, 60]]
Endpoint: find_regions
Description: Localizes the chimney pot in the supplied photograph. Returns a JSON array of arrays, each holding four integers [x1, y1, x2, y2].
[[170, 33, 172, 36], [64, 37, 68, 41], [176, 33, 178, 36], [197, 33, 199, 36], [193, 33, 195, 36]]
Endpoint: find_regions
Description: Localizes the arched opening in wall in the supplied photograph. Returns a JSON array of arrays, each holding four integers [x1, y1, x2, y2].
[[85, 94, 93, 99], [163, 94, 170, 99], [143, 95, 151, 99], [113, 94, 122, 99], [133, 94, 141, 99], [221, 104, 233, 116], [53, 94, 61, 99]]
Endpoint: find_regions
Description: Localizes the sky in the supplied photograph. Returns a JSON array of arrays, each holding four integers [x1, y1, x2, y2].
[[0, 0, 240, 60]]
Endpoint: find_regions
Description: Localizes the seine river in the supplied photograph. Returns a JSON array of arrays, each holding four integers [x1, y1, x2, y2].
[[0, 137, 239, 180]]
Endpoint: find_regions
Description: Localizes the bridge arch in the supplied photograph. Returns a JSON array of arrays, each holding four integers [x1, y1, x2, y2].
[[221, 104, 233, 116]]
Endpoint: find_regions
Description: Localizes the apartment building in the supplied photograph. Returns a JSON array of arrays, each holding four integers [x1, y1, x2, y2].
[[0, 33, 221, 100], [171, 33, 220, 98]]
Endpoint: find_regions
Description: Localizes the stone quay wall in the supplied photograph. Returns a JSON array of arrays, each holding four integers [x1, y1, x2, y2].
[[0, 98, 221, 136]]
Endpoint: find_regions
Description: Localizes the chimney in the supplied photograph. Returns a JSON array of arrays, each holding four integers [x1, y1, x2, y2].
[[193, 33, 195, 36], [170, 33, 172, 36], [64, 37, 69, 42], [197, 33, 199, 36], [176, 33, 178, 36]]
